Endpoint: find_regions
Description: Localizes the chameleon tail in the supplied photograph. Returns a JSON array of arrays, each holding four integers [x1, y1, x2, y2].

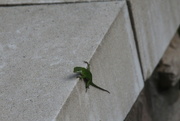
[[90, 82, 110, 94]]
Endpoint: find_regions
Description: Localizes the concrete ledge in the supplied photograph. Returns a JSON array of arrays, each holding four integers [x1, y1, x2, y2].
[[0, 2, 127, 121], [56, 2, 143, 121], [0, 1, 144, 121]]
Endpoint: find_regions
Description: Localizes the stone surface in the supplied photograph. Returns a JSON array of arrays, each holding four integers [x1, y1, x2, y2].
[[157, 33, 180, 89], [56, 3, 143, 121], [129, 0, 180, 79], [0, 0, 123, 5], [0, 2, 128, 121]]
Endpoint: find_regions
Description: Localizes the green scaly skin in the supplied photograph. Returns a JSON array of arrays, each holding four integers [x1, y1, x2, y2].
[[74, 61, 110, 93]]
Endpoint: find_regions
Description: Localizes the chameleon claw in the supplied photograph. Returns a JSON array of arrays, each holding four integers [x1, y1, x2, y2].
[[76, 75, 80, 78], [76, 75, 83, 81]]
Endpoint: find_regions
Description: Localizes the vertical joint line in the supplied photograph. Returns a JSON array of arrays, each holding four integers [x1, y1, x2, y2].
[[126, 0, 145, 80]]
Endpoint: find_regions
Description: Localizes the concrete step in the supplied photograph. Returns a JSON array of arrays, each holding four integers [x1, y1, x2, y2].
[[129, 0, 180, 79], [0, 1, 143, 121]]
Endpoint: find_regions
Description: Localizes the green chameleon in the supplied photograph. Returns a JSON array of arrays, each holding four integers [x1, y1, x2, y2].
[[73, 61, 110, 94]]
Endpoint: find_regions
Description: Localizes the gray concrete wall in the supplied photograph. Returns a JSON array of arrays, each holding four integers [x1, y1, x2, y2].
[[0, 0, 179, 121], [129, 0, 180, 79]]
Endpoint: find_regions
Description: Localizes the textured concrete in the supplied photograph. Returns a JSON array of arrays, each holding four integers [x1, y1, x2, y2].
[[0, 2, 128, 121], [129, 0, 180, 79], [56, 3, 143, 121], [0, 0, 123, 5]]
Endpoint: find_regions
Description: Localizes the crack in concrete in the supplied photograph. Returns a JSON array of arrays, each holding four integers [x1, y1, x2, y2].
[[126, 0, 145, 81]]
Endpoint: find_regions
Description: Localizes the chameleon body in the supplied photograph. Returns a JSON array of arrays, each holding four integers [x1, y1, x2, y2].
[[73, 61, 110, 93]]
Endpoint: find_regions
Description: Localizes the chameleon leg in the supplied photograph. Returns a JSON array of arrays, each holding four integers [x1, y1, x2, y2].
[[85, 82, 90, 92], [84, 79, 90, 92], [76, 75, 83, 81]]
